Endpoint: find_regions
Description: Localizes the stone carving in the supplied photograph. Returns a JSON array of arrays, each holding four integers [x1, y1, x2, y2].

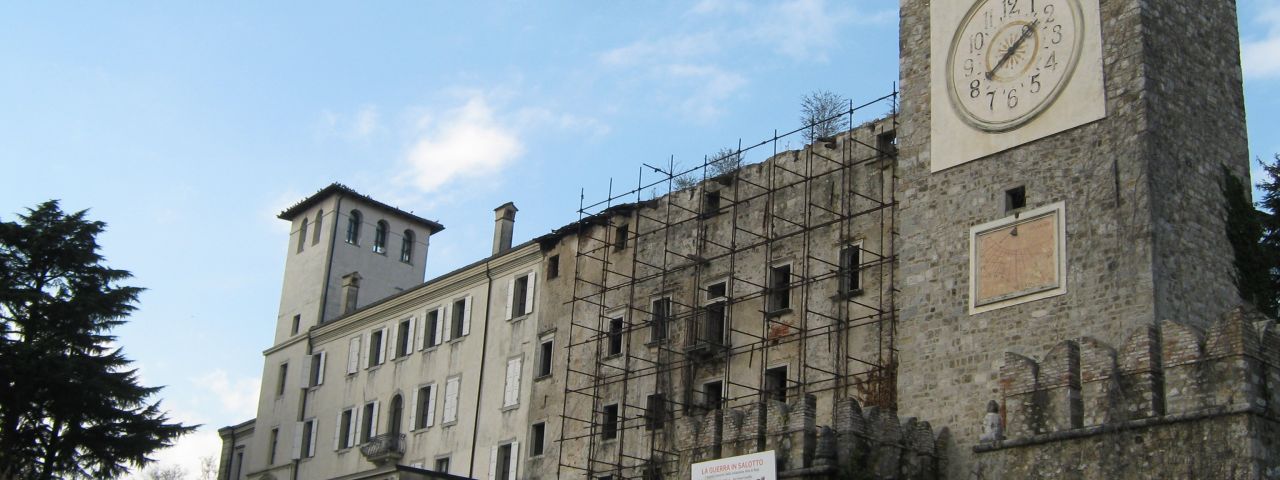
[[979, 400, 1003, 442]]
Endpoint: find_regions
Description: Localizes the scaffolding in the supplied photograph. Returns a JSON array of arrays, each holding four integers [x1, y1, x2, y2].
[[556, 90, 900, 479]]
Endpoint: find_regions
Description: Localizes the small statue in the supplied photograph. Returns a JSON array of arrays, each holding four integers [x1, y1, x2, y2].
[[979, 400, 1003, 442]]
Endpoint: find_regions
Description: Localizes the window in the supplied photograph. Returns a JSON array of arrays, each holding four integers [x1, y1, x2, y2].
[[346, 336, 361, 374], [299, 418, 317, 458], [607, 317, 624, 356], [508, 273, 535, 319], [537, 336, 554, 377], [388, 394, 404, 436], [1005, 186, 1027, 211], [650, 298, 671, 342], [764, 366, 788, 402], [268, 427, 279, 465], [704, 381, 723, 410], [338, 408, 355, 449], [876, 130, 897, 158], [704, 282, 727, 346], [424, 309, 440, 348], [297, 218, 308, 253], [840, 245, 862, 295], [360, 401, 379, 443], [308, 352, 326, 387], [614, 224, 629, 250], [413, 384, 436, 430], [707, 282, 727, 299], [367, 328, 386, 368], [530, 422, 546, 456], [547, 254, 560, 279], [703, 190, 721, 215], [342, 273, 361, 315], [450, 298, 469, 339], [602, 404, 619, 440], [503, 357, 522, 408], [494, 443, 515, 480], [373, 220, 388, 254], [400, 229, 415, 263], [434, 457, 450, 473], [291, 314, 301, 335], [276, 363, 288, 396], [346, 210, 362, 244], [312, 210, 324, 245], [396, 318, 413, 358], [768, 264, 791, 311], [645, 393, 667, 430], [443, 376, 461, 424]]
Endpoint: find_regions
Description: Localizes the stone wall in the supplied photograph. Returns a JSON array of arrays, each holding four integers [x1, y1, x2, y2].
[[974, 308, 1280, 478]]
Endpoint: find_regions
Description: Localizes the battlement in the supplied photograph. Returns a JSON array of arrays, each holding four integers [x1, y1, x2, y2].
[[676, 395, 947, 479]]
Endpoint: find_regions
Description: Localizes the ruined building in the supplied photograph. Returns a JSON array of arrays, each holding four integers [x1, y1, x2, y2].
[[220, 0, 1276, 478]]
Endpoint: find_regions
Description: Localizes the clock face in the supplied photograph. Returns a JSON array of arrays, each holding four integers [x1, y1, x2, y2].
[[947, 0, 1085, 132]]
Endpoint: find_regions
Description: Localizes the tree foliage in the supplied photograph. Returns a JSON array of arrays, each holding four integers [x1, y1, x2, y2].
[[800, 90, 849, 143], [1224, 156, 1280, 317], [0, 201, 195, 479]]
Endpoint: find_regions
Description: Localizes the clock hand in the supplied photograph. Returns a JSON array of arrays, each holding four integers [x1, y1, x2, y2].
[[986, 20, 1040, 80]]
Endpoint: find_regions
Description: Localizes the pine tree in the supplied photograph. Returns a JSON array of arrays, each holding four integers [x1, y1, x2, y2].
[[0, 201, 195, 479]]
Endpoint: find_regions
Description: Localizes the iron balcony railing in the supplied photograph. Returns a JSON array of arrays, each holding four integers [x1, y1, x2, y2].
[[359, 433, 406, 465]]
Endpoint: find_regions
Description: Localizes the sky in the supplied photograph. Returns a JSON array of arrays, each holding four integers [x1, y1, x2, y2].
[[1, 0, 1278, 476]]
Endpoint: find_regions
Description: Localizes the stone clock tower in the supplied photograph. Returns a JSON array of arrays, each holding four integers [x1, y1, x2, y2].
[[894, 0, 1251, 475]]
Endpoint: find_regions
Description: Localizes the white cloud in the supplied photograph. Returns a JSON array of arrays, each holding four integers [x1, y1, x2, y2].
[[599, 32, 722, 67], [1243, 6, 1280, 79], [664, 64, 748, 121], [401, 95, 526, 193], [197, 370, 260, 419]]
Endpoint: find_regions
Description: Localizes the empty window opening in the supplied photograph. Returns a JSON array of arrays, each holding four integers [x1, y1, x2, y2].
[[1006, 186, 1027, 212], [434, 457, 450, 473], [530, 422, 546, 456], [607, 317, 624, 356], [707, 282, 727, 300], [309, 352, 325, 387], [704, 381, 724, 410], [388, 394, 403, 436], [346, 210, 362, 244], [424, 309, 440, 348], [413, 384, 435, 430], [537, 337, 554, 377], [645, 393, 667, 430], [451, 298, 467, 339], [547, 254, 560, 279], [342, 273, 361, 315], [360, 401, 377, 443], [312, 210, 324, 245], [840, 245, 863, 294], [373, 220, 389, 254], [496, 443, 514, 480], [768, 265, 791, 311], [301, 419, 316, 458], [764, 366, 788, 403], [512, 275, 530, 316], [400, 229, 415, 263], [276, 363, 288, 396], [368, 329, 385, 368], [614, 224, 629, 250], [291, 314, 301, 335], [651, 298, 671, 342], [704, 190, 722, 215], [268, 427, 279, 465], [877, 130, 897, 158], [339, 408, 354, 449], [396, 319, 412, 357], [602, 404, 619, 440], [296, 218, 308, 254]]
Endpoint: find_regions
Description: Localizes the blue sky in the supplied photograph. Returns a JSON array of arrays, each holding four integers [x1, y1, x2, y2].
[[2, 0, 1279, 475]]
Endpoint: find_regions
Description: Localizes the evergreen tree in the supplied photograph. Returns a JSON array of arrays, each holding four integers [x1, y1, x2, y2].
[[1254, 155, 1280, 315], [0, 201, 194, 479]]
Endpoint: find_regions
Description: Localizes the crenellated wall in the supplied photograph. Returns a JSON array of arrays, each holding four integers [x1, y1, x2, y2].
[[675, 395, 948, 479], [975, 308, 1280, 478]]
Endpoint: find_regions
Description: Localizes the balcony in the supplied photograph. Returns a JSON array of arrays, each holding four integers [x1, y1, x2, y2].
[[359, 433, 406, 466]]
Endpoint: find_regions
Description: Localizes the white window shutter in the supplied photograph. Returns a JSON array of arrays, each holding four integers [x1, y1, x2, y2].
[[489, 446, 498, 480], [291, 422, 303, 460], [363, 331, 372, 368], [317, 352, 326, 385], [307, 420, 317, 457], [409, 388, 419, 431], [426, 385, 436, 426], [408, 317, 417, 355], [379, 328, 389, 365], [525, 272, 536, 315], [508, 441, 519, 480], [370, 401, 380, 436], [435, 309, 445, 345], [462, 296, 472, 336], [504, 358, 522, 407], [349, 409, 359, 447], [333, 413, 342, 450], [347, 337, 360, 374], [506, 278, 515, 320], [445, 378, 459, 423], [441, 305, 452, 342], [388, 323, 398, 360]]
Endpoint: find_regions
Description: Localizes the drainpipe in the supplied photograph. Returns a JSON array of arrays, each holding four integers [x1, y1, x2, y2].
[[468, 261, 496, 478]]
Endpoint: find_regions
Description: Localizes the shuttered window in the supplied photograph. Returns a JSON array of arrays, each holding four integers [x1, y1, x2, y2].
[[503, 358, 522, 408], [443, 376, 460, 424]]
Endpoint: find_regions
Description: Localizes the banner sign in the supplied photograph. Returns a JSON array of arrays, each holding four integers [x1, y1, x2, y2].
[[690, 450, 777, 480]]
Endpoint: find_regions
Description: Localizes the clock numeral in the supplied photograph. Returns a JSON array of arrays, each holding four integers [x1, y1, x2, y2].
[[987, 91, 997, 111], [1044, 51, 1059, 70], [1007, 89, 1020, 109], [971, 32, 986, 53], [964, 59, 975, 77], [985, 11, 994, 29], [1030, 74, 1042, 93], [1050, 24, 1063, 44], [970, 79, 982, 99], [1044, 4, 1056, 23], [1004, 0, 1020, 16]]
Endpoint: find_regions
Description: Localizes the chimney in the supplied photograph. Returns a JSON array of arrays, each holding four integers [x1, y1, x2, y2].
[[493, 202, 518, 255]]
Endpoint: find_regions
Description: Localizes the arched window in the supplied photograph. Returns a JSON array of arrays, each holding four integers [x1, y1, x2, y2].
[[388, 394, 404, 436], [312, 210, 324, 245], [346, 210, 362, 244], [297, 218, 308, 253], [373, 221, 389, 254], [400, 229, 415, 263]]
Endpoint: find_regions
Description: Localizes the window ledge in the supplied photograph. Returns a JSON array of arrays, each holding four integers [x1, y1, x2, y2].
[[510, 313, 531, 322], [645, 339, 670, 348], [833, 289, 864, 301], [764, 308, 793, 318], [448, 337, 466, 345], [534, 374, 553, 382], [603, 353, 623, 360], [501, 404, 520, 412]]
